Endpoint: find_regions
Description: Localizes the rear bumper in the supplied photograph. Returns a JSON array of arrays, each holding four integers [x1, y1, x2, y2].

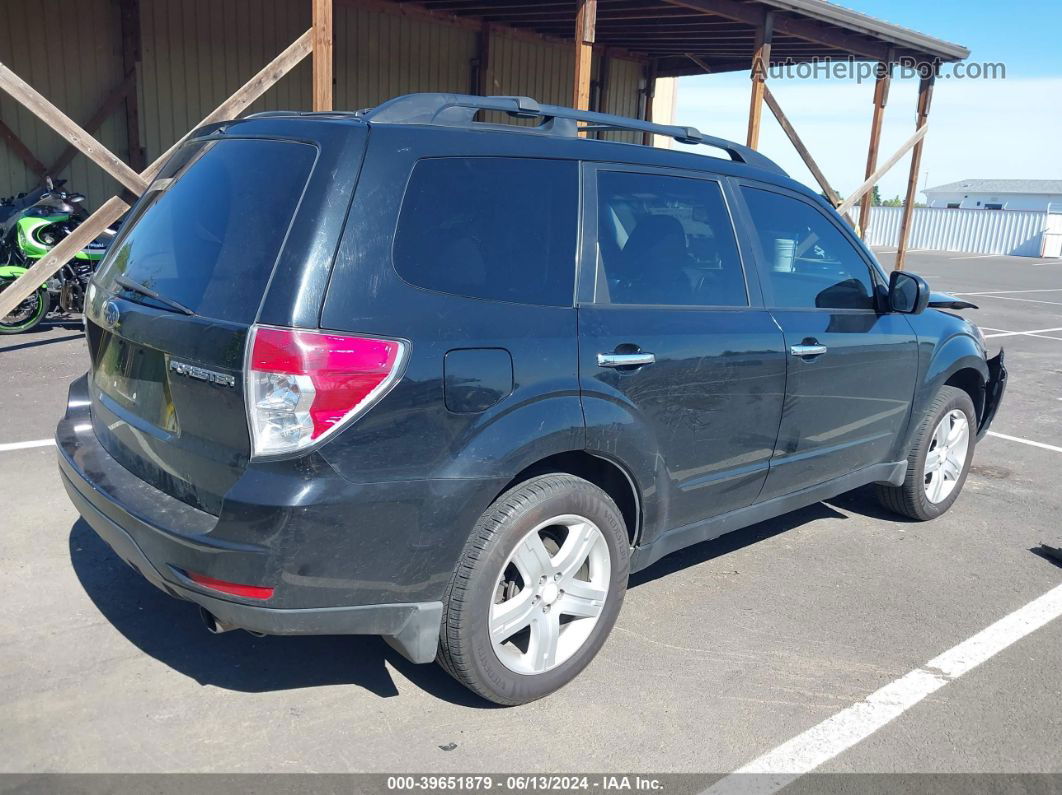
[[55, 374, 502, 664], [977, 349, 1007, 440], [59, 458, 442, 662]]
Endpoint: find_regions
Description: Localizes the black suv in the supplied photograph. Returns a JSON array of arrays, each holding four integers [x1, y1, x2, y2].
[[58, 94, 1006, 705]]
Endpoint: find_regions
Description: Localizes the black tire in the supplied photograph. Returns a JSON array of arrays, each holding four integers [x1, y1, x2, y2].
[[437, 474, 630, 706], [0, 282, 49, 335], [877, 385, 977, 521]]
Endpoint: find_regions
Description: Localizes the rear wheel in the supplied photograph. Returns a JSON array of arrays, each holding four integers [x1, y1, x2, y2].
[[0, 280, 49, 334], [437, 474, 629, 705], [877, 385, 976, 521]]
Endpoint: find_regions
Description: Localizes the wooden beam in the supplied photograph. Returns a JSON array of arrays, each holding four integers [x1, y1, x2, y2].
[[0, 61, 146, 195], [685, 53, 713, 73], [312, 0, 334, 111], [573, 0, 597, 111], [663, 0, 889, 60], [896, 70, 935, 271], [0, 29, 314, 320], [147, 29, 313, 179], [120, 0, 145, 172], [0, 117, 47, 178], [745, 11, 773, 150], [858, 58, 892, 238], [835, 122, 928, 218], [48, 70, 137, 178], [763, 85, 845, 213], [641, 58, 657, 145]]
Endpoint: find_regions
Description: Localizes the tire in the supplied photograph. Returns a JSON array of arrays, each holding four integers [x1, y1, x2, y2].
[[0, 281, 49, 334], [877, 385, 977, 521], [437, 474, 630, 705]]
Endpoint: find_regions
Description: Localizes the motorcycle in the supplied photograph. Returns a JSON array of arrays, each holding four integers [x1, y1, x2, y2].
[[0, 178, 118, 334]]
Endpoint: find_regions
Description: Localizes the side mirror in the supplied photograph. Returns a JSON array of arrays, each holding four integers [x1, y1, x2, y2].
[[889, 271, 930, 314], [69, 193, 85, 204]]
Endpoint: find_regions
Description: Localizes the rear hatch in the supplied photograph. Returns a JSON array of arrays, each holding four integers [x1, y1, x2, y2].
[[85, 123, 362, 515]]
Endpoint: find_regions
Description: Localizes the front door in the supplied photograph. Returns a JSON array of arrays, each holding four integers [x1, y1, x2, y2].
[[577, 165, 787, 539], [736, 183, 919, 499]]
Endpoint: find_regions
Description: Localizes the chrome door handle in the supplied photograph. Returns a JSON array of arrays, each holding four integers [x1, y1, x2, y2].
[[597, 352, 656, 368], [790, 343, 828, 357]]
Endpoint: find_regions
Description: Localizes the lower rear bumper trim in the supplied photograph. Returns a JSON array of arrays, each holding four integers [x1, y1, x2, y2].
[[59, 464, 442, 664]]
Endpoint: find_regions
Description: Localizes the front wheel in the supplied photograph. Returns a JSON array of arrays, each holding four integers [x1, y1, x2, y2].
[[877, 385, 976, 521], [0, 280, 49, 334], [437, 474, 630, 705]]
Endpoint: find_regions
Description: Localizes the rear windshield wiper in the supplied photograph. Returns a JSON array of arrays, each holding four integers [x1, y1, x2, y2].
[[114, 275, 195, 316]]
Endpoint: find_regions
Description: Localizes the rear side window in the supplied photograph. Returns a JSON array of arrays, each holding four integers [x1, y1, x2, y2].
[[595, 171, 747, 307], [741, 187, 877, 311], [96, 138, 315, 324], [393, 158, 577, 306]]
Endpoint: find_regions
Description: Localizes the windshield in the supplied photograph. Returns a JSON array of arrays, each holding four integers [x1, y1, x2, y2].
[[95, 138, 316, 324]]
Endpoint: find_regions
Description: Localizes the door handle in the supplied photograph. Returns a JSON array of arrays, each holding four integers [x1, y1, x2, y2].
[[790, 343, 828, 357], [597, 352, 656, 368]]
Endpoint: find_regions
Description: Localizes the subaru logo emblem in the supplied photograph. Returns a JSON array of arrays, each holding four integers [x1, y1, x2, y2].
[[102, 299, 120, 329]]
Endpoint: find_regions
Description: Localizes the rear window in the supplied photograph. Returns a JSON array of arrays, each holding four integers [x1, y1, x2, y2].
[[392, 157, 578, 306], [96, 138, 315, 324]]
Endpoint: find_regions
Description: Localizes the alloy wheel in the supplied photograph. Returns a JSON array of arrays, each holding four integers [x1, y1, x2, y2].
[[923, 409, 970, 504], [489, 514, 611, 675]]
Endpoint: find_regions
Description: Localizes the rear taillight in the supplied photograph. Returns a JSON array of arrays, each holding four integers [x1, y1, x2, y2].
[[246, 326, 407, 457]]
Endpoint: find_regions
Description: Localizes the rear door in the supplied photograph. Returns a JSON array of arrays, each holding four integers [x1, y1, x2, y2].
[[735, 182, 918, 499], [577, 164, 787, 536], [85, 132, 346, 515]]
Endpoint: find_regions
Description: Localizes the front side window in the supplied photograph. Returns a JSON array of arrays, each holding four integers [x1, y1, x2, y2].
[[393, 157, 577, 306], [594, 171, 747, 307], [741, 187, 877, 311]]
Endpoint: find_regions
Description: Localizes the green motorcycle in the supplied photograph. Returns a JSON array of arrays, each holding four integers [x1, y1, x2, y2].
[[0, 178, 116, 334]]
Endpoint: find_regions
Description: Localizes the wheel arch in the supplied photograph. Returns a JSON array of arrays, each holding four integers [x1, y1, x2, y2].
[[493, 451, 642, 547]]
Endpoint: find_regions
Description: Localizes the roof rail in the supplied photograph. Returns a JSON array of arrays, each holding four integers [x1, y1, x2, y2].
[[361, 93, 786, 176]]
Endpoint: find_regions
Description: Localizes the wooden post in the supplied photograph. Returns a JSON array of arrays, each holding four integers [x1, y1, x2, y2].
[[641, 59, 657, 145], [473, 21, 492, 95], [0, 30, 313, 320], [746, 11, 773, 150], [120, 0, 145, 171], [858, 58, 892, 239], [312, 0, 334, 112], [573, 0, 596, 111], [896, 68, 936, 271]]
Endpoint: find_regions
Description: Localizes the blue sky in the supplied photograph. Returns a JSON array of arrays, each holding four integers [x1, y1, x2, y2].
[[674, 1, 1061, 201]]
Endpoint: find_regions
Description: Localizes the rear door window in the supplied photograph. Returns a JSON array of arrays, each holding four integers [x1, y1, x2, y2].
[[393, 157, 578, 306], [593, 170, 747, 307], [95, 138, 316, 324]]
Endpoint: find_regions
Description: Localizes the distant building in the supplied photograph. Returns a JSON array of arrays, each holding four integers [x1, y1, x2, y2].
[[924, 179, 1062, 211]]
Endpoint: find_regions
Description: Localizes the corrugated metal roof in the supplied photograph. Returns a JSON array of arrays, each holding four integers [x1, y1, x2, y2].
[[925, 179, 1062, 196]]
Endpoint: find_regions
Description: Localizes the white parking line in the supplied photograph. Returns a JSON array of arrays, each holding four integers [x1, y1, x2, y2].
[[703, 582, 1062, 795], [0, 438, 54, 453], [986, 431, 1062, 455], [955, 288, 1062, 296], [983, 326, 1062, 339], [948, 254, 1000, 260], [969, 294, 1062, 307]]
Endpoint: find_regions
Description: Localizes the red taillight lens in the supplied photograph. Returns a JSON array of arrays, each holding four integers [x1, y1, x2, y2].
[[247, 326, 406, 457], [185, 571, 275, 600]]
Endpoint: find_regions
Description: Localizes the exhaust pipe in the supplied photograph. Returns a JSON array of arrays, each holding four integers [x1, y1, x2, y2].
[[200, 606, 235, 634]]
